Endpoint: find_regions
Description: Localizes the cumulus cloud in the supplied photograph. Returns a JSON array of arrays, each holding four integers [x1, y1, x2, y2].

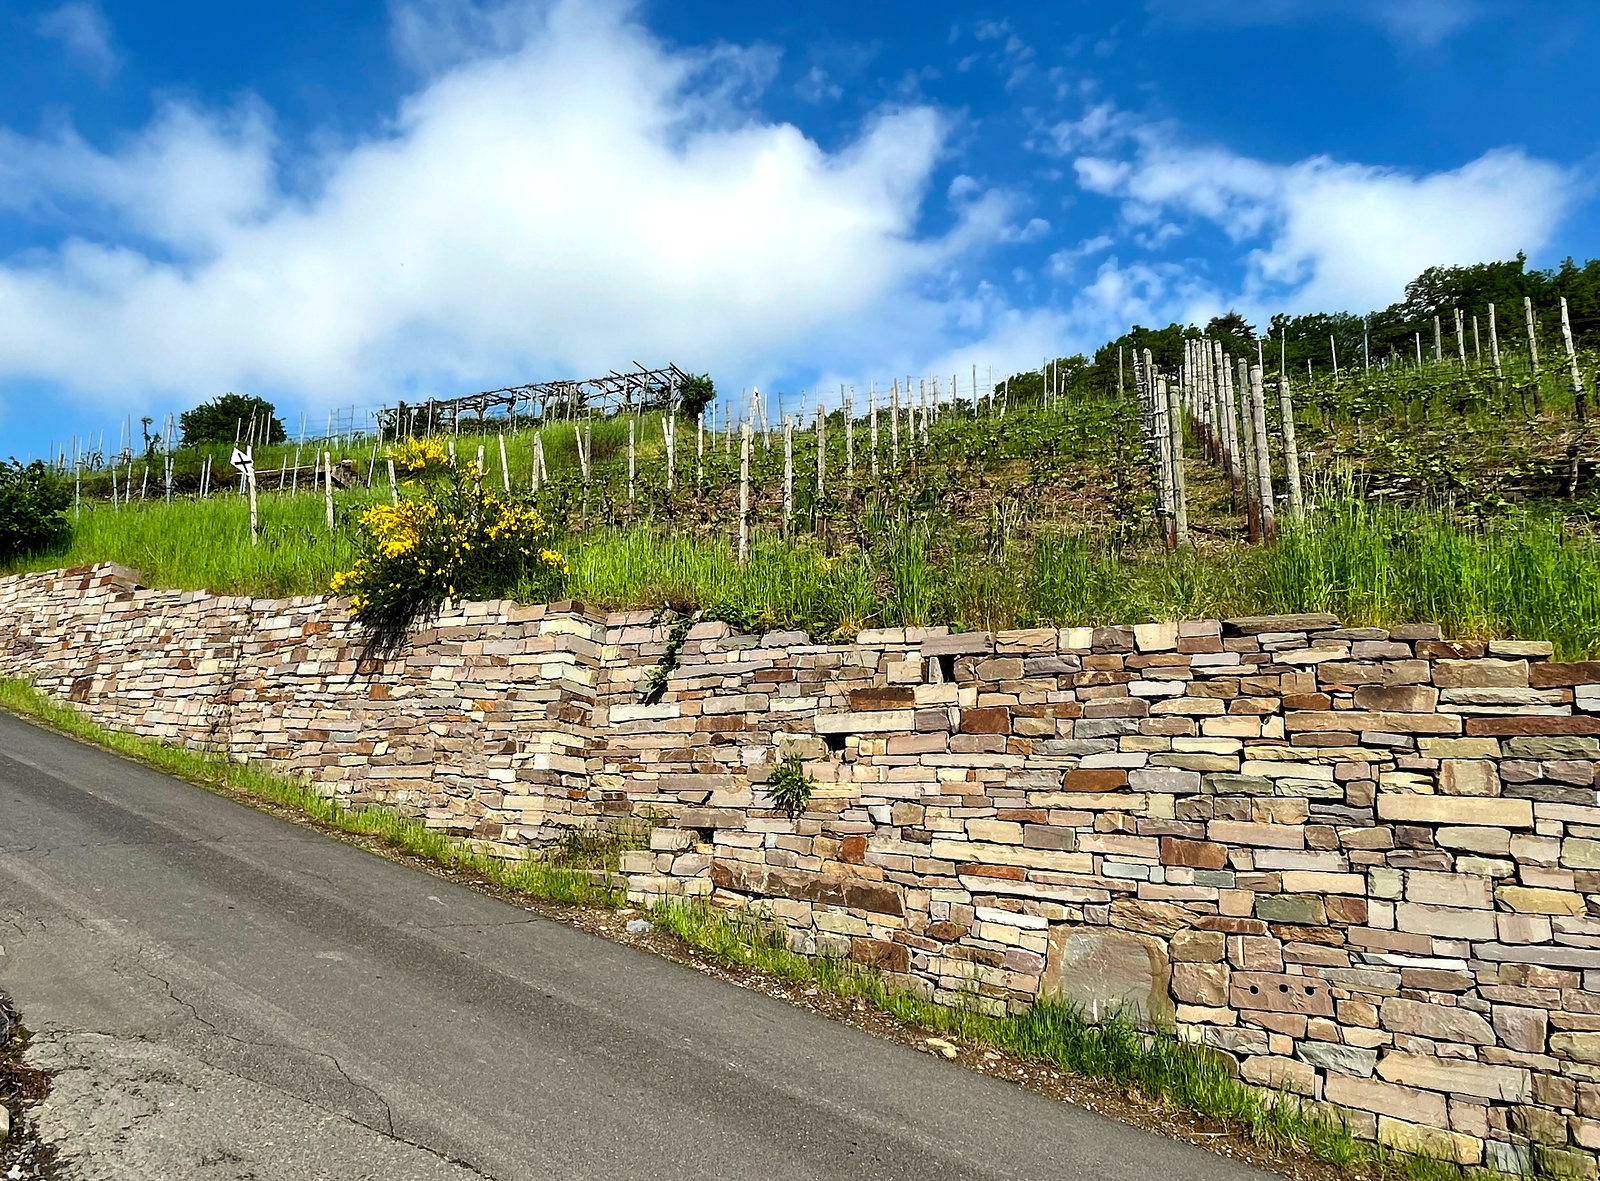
[[0, 0, 1056, 424], [1058, 106, 1573, 313], [35, 2, 118, 80]]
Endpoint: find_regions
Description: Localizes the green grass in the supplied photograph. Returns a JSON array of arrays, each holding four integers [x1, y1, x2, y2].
[[11, 489, 1600, 658], [0, 676, 629, 909], [650, 900, 1548, 1181]]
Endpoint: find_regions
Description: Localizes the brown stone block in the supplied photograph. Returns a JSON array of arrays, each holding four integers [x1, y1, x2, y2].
[[960, 706, 1012, 734], [1467, 716, 1600, 736], [1532, 661, 1600, 687], [1060, 768, 1128, 792], [1160, 836, 1227, 869], [1231, 971, 1334, 1016], [839, 835, 869, 864], [1353, 685, 1440, 712], [849, 686, 915, 710], [851, 937, 911, 973], [1417, 640, 1487, 659], [1283, 693, 1332, 710]]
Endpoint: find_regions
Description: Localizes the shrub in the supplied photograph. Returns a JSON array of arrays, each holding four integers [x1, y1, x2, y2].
[[768, 753, 814, 814], [0, 460, 71, 562], [332, 439, 565, 640], [179, 393, 287, 446]]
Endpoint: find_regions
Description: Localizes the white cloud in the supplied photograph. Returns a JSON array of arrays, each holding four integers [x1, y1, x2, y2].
[[36, 2, 118, 81], [1144, 0, 1487, 48], [1058, 106, 1574, 313], [0, 0, 1050, 421]]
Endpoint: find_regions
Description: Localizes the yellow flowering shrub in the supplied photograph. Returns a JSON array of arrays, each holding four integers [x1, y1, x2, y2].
[[334, 438, 564, 635]]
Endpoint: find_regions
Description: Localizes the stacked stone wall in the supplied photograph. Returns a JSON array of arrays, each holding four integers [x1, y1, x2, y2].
[[6, 564, 1600, 1172]]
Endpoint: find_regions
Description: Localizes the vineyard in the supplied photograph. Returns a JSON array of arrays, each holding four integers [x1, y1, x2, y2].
[[10, 258, 1600, 653]]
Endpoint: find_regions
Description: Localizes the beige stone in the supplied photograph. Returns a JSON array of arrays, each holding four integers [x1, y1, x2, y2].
[[1377, 795, 1532, 827], [1377, 1053, 1531, 1102]]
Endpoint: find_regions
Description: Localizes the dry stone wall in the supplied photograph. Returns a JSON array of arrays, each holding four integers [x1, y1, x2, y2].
[[6, 564, 1600, 1173]]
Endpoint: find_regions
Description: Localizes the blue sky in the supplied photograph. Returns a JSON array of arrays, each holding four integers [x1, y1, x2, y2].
[[0, 0, 1594, 459]]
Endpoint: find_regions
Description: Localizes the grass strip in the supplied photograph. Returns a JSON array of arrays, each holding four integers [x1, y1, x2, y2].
[[0, 677, 1563, 1180], [0, 677, 624, 910]]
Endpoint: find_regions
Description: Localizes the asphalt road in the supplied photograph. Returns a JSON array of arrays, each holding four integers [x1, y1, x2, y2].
[[0, 710, 1272, 1181]]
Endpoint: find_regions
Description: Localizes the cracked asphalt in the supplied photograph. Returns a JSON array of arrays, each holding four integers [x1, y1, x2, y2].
[[0, 710, 1271, 1181]]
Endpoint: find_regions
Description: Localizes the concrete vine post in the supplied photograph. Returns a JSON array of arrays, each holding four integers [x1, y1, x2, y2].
[[323, 451, 335, 530], [627, 419, 636, 503], [387, 459, 398, 504], [1433, 315, 1443, 364], [782, 417, 794, 535], [1455, 308, 1467, 369], [815, 402, 826, 501], [577, 423, 592, 521], [1473, 315, 1482, 368], [738, 422, 752, 565], [665, 412, 677, 494], [844, 389, 854, 489], [1562, 296, 1587, 421], [1278, 370, 1304, 523], [498, 434, 511, 494], [1490, 303, 1503, 379], [1164, 374, 1189, 547], [246, 451, 259, 545], [1249, 365, 1277, 542]]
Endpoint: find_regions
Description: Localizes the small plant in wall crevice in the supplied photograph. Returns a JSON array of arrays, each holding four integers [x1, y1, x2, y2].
[[768, 752, 815, 815]]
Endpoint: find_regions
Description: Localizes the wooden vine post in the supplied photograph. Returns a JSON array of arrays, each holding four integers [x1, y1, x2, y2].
[[1218, 341, 1242, 509], [577, 422, 592, 521], [1455, 309, 1467, 368], [1489, 303, 1503, 379], [869, 382, 880, 479], [498, 434, 510, 494], [1249, 365, 1277, 541], [697, 412, 705, 490], [890, 379, 901, 470], [665, 412, 677, 493], [387, 459, 398, 504], [1278, 370, 1303, 522], [738, 422, 752, 564], [627, 419, 636, 503], [1561, 297, 1586, 421], [1164, 374, 1189, 546], [1234, 357, 1261, 543]]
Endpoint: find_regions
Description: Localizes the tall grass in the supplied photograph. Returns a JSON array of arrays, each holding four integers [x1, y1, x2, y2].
[[10, 493, 1600, 658]]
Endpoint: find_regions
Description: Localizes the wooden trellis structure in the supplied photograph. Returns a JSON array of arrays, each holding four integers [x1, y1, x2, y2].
[[376, 363, 694, 436]]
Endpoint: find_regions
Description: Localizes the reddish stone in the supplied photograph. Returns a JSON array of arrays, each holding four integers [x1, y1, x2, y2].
[[955, 863, 1026, 881], [839, 835, 868, 864], [1532, 662, 1600, 687], [1282, 693, 1332, 710], [850, 937, 910, 973], [959, 706, 1012, 735], [1325, 895, 1369, 925], [1160, 836, 1228, 870], [1060, 768, 1128, 792], [925, 920, 969, 941], [1466, 716, 1600, 736]]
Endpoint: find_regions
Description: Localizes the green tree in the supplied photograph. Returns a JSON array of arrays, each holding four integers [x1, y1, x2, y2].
[[677, 374, 716, 419], [179, 393, 287, 447], [0, 460, 71, 562]]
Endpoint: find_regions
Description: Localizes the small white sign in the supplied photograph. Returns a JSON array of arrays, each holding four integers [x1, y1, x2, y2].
[[230, 446, 254, 476]]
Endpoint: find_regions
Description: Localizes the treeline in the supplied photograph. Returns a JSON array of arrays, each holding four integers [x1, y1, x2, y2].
[[1014, 254, 1600, 399]]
